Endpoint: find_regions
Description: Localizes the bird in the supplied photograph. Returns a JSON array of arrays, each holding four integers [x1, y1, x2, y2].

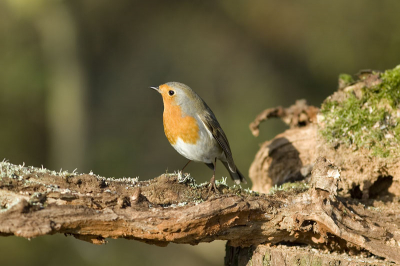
[[150, 82, 246, 191]]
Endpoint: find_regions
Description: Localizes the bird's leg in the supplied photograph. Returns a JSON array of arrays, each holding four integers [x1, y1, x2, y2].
[[208, 158, 218, 193], [181, 160, 192, 172]]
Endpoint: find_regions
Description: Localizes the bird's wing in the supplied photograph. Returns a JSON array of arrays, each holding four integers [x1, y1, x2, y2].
[[198, 109, 236, 172]]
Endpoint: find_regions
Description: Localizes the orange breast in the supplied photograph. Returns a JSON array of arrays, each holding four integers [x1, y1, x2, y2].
[[163, 104, 199, 145]]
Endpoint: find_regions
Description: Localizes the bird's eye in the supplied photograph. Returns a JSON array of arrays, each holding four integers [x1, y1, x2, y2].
[[168, 90, 175, 96]]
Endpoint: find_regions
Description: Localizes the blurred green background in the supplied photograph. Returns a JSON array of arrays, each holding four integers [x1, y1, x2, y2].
[[1, 1, 399, 265]]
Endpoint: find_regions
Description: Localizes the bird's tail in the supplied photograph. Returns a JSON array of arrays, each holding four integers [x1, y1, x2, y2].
[[222, 161, 247, 184]]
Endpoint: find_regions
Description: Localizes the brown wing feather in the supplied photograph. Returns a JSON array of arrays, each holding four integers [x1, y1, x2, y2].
[[198, 110, 236, 172]]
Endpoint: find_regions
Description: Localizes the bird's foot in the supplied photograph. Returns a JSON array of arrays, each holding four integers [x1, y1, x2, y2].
[[208, 175, 218, 194]]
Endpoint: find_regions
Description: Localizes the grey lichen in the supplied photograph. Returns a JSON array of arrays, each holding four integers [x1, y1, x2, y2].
[[0, 159, 78, 179]]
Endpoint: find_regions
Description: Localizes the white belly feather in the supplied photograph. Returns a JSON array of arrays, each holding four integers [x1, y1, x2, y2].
[[171, 126, 224, 163]]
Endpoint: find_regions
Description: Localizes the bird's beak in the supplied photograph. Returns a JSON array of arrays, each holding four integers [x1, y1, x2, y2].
[[149, 86, 160, 93]]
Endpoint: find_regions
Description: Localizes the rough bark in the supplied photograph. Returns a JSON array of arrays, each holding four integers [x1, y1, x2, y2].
[[225, 245, 395, 266], [249, 99, 319, 137], [1, 159, 399, 264], [249, 124, 318, 193]]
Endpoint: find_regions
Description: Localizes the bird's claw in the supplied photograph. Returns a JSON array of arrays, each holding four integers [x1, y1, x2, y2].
[[208, 176, 218, 194]]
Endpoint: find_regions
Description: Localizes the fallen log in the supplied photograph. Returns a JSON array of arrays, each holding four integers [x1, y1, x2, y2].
[[1, 159, 399, 264]]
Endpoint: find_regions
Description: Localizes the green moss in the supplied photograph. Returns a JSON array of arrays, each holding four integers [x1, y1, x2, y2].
[[319, 65, 400, 158], [338, 73, 355, 89]]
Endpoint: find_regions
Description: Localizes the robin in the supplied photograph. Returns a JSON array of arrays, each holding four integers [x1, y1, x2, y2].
[[150, 82, 246, 191]]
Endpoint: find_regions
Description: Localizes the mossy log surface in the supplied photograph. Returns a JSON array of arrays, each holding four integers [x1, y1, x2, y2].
[[0, 159, 399, 264], [250, 68, 400, 199]]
